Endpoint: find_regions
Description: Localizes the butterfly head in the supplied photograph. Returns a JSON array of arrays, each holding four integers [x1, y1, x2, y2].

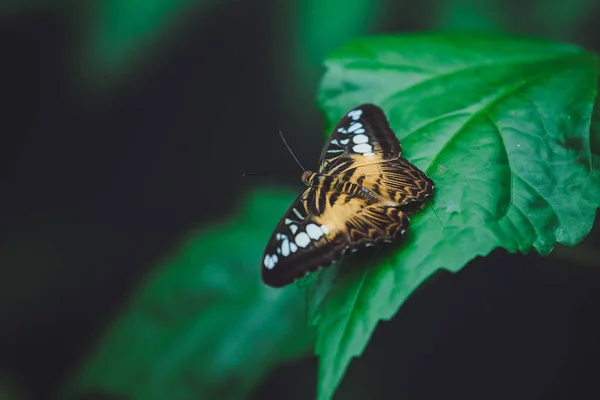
[[301, 170, 320, 186]]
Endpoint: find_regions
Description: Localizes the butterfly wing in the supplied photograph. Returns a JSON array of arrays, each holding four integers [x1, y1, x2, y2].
[[261, 186, 409, 288], [318, 103, 434, 208], [342, 158, 435, 208], [317, 104, 402, 173], [261, 187, 346, 288]]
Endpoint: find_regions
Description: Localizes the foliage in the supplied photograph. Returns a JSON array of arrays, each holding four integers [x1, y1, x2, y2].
[[64, 190, 313, 400], [309, 32, 600, 400], [78, 0, 212, 87]]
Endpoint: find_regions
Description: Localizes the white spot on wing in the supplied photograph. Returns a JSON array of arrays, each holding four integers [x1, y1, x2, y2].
[[327, 149, 344, 153], [264, 254, 276, 270], [295, 232, 310, 248], [353, 143, 373, 154], [348, 109, 363, 120], [348, 123, 363, 133], [352, 134, 368, 144], [354, 128, 365, 134], [281, 239, 290, 256], [290, 224, 298, 234], [340, 138, 350, 145], [321, 224, 329, 235], [306, 224, 323, 240], [363, 152, 374, 156], [292, 208, 304, 220], [290, 242, 298, 253], [284, 218, 293, 225]]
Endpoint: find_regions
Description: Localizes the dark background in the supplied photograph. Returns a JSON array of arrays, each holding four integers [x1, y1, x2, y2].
[[1, 1, 599, 399]]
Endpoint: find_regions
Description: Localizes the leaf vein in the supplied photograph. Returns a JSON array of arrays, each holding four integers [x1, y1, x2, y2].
[[421, 64, 570, 174]]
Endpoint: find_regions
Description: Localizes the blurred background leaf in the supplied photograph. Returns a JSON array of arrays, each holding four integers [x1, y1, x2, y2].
[[429, 0, 600, 40], [63, 189, 313, 400], [77, 0, 218, 90], [429, 0, 504, 30], [284, 0, 386, 107]]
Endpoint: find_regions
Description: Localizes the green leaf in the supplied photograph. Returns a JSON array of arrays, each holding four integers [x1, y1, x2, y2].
[[295, 0, 384, 69], [79, 0, 214, 88], [429, 0, 505, 31], [285, 0, 386, 106], [311, 33, 600, 400], [428, 0, 599, 41], [63, 188, 313, 400]]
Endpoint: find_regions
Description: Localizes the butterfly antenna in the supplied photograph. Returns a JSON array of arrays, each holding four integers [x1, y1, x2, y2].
[[279, 130, 305, 172]]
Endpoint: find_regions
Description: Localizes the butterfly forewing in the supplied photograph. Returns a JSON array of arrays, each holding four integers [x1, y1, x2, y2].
[[317, 104, 402, 173]]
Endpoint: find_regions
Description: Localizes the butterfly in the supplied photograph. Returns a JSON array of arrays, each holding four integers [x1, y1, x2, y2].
[[262, 104, 434, 288]]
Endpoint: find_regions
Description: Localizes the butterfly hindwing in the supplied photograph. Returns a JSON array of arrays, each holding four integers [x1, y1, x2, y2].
[[261, 188, 347, 288], [317, 104, 402, 173], [339, 158, 435, 208], [261, 185, 410, 288], [323, 193, 410, 245]]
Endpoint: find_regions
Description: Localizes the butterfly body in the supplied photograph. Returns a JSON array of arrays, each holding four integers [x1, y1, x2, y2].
[[262, 104, 434, 288]]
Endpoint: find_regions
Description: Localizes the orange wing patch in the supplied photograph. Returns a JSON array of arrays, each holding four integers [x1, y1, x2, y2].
[[338, 157, 434, 207], [311, 193, 408, 246]]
